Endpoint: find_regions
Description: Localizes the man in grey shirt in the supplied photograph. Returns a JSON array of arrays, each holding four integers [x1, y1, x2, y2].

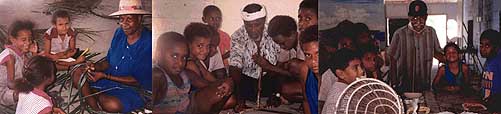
[[388, 0, 445, 92]]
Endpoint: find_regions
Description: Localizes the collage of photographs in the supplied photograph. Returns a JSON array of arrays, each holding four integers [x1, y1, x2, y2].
[[0, 0, 500, 114]]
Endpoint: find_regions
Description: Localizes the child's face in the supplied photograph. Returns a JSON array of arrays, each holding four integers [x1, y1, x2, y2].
[[338, 37, 354, 50], [273, 33, 297, 50], [337, 59, 364, 84], [480, 38, 495, 58], [302, 41, 319, 74], [203, 11, 222, 29], [445, 47, 459, 63], [49, 70, 56, 85], [10, 29, 32, 52], [362, 52, 377, 72], [55, 17, 70, 35], [190, 37, 211, 61], [298, 8, 317, 32], [164, 43, 189, 76], [357, 32, 370, 45], [208, 36, 220, 57]]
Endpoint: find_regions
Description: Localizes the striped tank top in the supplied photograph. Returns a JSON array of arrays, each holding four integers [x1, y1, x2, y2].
[[154, 65, 191, 113]]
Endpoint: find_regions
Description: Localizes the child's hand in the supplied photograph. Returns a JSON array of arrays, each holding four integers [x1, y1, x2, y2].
[[88, 71, 106, 82], [445, 86, 460, 92], [68, 49, 77, 55], [75, 56, 85, 63], [216, 79, 233, 98], [85, 62, 96, 71], [52, 107, 66, 114], [29, 43, 38, 53]]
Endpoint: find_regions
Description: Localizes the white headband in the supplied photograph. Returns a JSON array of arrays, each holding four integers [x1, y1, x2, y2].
[[241, 4, 267, 21]]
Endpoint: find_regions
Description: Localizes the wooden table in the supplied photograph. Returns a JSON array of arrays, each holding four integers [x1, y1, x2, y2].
[[420, 91, 489, 113]]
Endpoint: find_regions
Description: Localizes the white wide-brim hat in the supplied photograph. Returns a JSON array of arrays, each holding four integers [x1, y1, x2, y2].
[[109, 0, 151, 16]]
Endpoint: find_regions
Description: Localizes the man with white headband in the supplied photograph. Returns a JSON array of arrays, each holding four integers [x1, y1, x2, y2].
[[229, 3, 281, 111]]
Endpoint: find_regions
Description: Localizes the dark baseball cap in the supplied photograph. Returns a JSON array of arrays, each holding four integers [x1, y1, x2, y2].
[[408, 0, 428, 16]]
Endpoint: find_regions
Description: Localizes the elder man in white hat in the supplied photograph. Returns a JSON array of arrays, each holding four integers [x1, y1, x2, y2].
[[228, 3, 282, 111], [71, 0, 152, 113]]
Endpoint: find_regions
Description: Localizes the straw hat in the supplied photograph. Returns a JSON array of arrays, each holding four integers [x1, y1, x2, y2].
[[109, 0, 151, 16]]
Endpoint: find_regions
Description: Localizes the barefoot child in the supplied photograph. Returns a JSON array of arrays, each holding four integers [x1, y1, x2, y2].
[[153, 32, 191, 114], [184, 23, 219, 84], [15, 56, 65, 114], [0, 20, 38, 106], [42, 10, 85, 70], [183, 23, 236, 110]]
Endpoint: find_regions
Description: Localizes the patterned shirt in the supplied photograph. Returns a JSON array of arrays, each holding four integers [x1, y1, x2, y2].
[[388, 24, 443, 92], [153, 64, 190, 114], [230, 24, 280, 79]]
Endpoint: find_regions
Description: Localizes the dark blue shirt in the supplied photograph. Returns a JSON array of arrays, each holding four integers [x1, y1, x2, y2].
[[105, 27, 152, 91], [306, 69, 318, 114], [486, 49, 501, 94]]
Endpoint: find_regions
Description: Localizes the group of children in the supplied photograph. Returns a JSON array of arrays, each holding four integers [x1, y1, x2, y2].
[[0, 10, 85, 114], [153, 0, 321, 113], [317, 20, 384, 114], [152, 6, 235, 113]]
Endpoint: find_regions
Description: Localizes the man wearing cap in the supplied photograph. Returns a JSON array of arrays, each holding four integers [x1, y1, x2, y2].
[[229, 3, 281, 111], [71, 0, 152, 113], [388, 0, 445, 93]]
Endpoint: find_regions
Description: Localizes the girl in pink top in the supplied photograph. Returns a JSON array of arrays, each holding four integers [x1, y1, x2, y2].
[[0, 20, 38, 106]]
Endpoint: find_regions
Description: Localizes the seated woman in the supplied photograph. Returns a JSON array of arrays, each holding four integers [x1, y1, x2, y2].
[[153, 32, 233, 114], [433, 42, 470, 93], [71, 4, 153, 113]]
